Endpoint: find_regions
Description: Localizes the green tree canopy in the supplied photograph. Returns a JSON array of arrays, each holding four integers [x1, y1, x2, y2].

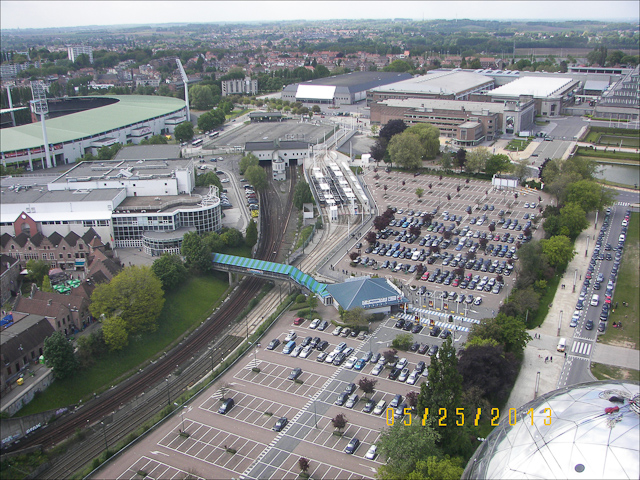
[[239, 153, 259, 175], [383, 59, 414, 72], [151, 254, 187, 291], [89, 266, 165, 334], [465, 147, 491, 174], [43, 331, 77, 380], [541, 235, 575, 269], [379, 119, 407, 142], [406, 123, 441, 160], [245, 164, 268, 191], [458, 343, 518, 405], [469, 313, 531, 356], [485, 153, 512, 176], [566, 179, 614, 213], [388, 131, 423, 170], [197, 111, 217, 133], [558, 202, 589, 239], [181, 231, 212, 273], [174, 121, 194, 143], [26, 259, 51, 288], [102, 315, 129, 351], [245, 220, 258, 247], [376, 421, 441, 479], [189, 84, 214, 110], [293, 181, 314, 209]]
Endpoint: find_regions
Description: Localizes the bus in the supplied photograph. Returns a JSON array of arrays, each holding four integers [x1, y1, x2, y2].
[[192, 138, 203, 147], [209, 131, 219, 138]]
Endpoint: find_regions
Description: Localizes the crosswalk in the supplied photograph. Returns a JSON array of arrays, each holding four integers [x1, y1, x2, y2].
[[411, 307, 481, 324], [397, 312, 470, 332], [570, 340, 592, 356], [616, 202, 631, 206]]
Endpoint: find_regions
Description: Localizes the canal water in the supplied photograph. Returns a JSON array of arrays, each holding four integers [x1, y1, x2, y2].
[[596, 163, 640, 188]]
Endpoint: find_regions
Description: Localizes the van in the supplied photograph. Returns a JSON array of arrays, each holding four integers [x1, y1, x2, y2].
[[283, 340, 296, 355], [218, 397, 235, 414], [557, 338, 566, 352], [590, 294, 600, 307], [619, 234, 626, 243]]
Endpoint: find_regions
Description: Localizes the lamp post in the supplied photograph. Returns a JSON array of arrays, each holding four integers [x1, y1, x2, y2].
[[312, 396, 318, 428], [174, 403, 186, 432], [166, 378, 170, 406]]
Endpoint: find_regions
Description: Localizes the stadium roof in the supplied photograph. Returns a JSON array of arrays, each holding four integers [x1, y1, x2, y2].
[[0, 95, 186, 154], [463, 380, 640, 480], [487, 76, 575, 98], [370, 70, 493, 96], [325, 277, 404, 310]]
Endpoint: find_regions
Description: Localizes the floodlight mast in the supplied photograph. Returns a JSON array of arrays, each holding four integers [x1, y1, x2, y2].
[[30, 81, 52, 169], [175, 59, 190, 122], [6, 86, 16, 127]]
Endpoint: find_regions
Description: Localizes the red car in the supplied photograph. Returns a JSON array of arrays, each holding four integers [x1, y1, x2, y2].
[[293, 317, 304, 325], [421, 272, 430, 281]]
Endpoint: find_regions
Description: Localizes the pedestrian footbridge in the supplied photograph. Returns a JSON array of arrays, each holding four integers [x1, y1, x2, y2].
[[211, 253, 332, 302]]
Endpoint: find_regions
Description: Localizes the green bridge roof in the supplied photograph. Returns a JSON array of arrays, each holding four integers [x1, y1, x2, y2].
[[212, 253, 329, 297]]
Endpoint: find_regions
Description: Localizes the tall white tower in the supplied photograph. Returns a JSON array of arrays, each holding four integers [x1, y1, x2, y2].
[[175, 59, 190, 122], [30, 81, 52, 169]]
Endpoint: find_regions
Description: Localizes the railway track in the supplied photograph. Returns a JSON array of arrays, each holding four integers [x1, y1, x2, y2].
[[15, 166, 297, 478]]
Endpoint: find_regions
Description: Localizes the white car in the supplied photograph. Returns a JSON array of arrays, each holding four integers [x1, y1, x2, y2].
[[284, 330, 296, 342], [365, 445, 377, 460], [300, 345, 313, 358], [325, 351, 338, 364], [397, 357, 408, 369], [332, 326, 342, 336], [371, 363, 384, 376], [290, 345, 303, 357], [309, 318, 321, 329], [345, 355, 359, 369], [473, 297, 483, 306], [373, 400, 387, 415], [406, 370, 419, 385], [221, 178, 230, 183]]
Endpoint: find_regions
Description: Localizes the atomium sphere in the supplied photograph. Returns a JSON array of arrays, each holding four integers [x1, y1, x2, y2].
[[463, 380, 639, 479]]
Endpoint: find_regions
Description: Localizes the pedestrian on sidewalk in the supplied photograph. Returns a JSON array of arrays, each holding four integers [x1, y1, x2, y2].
[[550, 356, 553, 362], [545, 356, 548, 363]]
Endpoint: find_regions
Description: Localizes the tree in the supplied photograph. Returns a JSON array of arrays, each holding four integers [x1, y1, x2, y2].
[[388, 131, 423, 170], [239, 153, 259, 175], [365, 231, 377, 245], [458, 344, 518, 404], [383, 348, 398, 364], [376, 421, 441, 479], [342, 307, 368, 327], [374, 215, 391, 231], [331, 413, 347, 433], [541, 235, 575, 269], [455, 148, 467, 172], [151, 254, 187, 291], [43, 331, 77, 380], [181, 232, 211, 273], [245, 220, 258, 247], [298, 457, 310, 475], [102, 315, 129, 351], [439, 152, 453, 170], [41, 275, 53, 293], [245, 165, 268, 191], [90, 266, 165, 334], [197, 111, 217, 133], [174, 121, 194, 143], [417, 337, 464, 455], [558, 202, 589, 239], [465, 147, 491, 174], [379, 119, 407, 142], [189, 84, 214, 110], [358, 377, 377, 399], [26, 259, 50, 288], [415, 188, 424, 200], [370, 138, 388, 163], [292, 181, 314, 209], [469, 58, 482, 69], [469, 313, 531, 357], [587, 45, 608, 66], [392, 332, 414, 351], [566, 179, 614, 213], [406, 123, 441, 159], [511, 158, 530, 181], [221, 228, 243, 247], [383, 59, 414, 72], [485, 153, 512, 176]]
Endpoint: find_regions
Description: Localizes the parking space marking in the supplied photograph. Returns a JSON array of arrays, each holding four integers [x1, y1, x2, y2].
[[116, 456, 206, 480], [157, 419, 268, 474]]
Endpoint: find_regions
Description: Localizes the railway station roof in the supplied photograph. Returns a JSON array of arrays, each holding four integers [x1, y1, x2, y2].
[[211, 253, 329, 297], [325, 277, 404, 310]]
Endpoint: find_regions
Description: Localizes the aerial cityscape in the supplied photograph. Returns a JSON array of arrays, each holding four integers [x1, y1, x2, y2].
[[1, 4, 639, 480]]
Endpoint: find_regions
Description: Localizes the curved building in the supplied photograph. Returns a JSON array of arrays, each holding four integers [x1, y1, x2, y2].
[[0, 95, 186, 171], [463, 380, 639, 479]]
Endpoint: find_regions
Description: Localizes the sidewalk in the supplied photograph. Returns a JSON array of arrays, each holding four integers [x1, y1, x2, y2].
[[503, 215, 598, 413]]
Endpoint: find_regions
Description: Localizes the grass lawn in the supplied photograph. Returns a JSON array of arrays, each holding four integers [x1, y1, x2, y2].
[[529, 273, 561, 329], [505, 139, 531, 151], [17, 274, 228, 415], [591, 362, 640, 382], [599, 212, 639, 350]]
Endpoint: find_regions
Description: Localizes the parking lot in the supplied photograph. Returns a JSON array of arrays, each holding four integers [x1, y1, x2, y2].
[[100, 302, 464, 480], [337, 169, 552, 321]]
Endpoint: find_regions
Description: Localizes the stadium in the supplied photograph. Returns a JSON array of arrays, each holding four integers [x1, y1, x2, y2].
[[0, 95, 187, 171]]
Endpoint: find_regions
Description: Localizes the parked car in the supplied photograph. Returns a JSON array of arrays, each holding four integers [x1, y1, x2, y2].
[[272, 416, 288, 432], [365, 445, 377, 460], [266, 338, 280, 350], [373, 400, 387, 415], [345, 437, 360, 454], [287, 367, 302, 380], [345, 394, 359, 409]]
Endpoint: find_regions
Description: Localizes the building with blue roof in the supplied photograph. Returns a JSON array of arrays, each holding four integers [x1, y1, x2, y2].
[[325, 277, 406, 314]]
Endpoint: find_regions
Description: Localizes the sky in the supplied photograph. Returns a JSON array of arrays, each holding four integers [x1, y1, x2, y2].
[[1, 1, 639, 30]]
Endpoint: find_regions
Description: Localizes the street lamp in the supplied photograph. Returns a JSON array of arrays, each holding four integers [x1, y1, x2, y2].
[[312, 396, 318, 428], [166, 378, 170, 406], [174, 403, 186, 433], [100, 421, 108, 451]]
